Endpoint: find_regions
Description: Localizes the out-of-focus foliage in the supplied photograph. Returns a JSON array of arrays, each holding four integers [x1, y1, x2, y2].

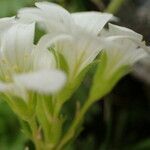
[[0, 101, 26, 150], [0, 0, 32, 17], [0, 0, 89, 18]]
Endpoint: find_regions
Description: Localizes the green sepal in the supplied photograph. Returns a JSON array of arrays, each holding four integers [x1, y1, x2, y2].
[[27, 92, 37, 118], [4, 95, 30, 121], [57, 61, 97, 104], [36, 95, 64, 146], [89, 51, 131, 102], [20, 120, 32, 138], [36, 95, 52, 142]]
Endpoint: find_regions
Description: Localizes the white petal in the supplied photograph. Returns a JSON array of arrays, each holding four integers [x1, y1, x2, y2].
[[1, 22, 35, 65], [99, 24, 149, 77], [102, 35, 147, 52], [33, 48, 56, 70], [107, 23, 143, 40], [35, 2, 73, 31], [102, 36, 148, 76], [13, 70, 66, 94], [74, 34, 103, 73], [18, 2, 73, 33], [37, 33, 72, 50], [18, 8, 44, 23], [35, 2, 71, 21], [129, 48, 147, 64], [57, 31, 103, 77], [72, 12, 112, 35], [0, 17, 15, 35]]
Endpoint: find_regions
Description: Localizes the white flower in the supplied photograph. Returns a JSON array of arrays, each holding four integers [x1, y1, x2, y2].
[[71, 12, 113, 35], [18, 2, 73, 34], [0, 17, 16, 36], [0, 21, 66, 99], [100, 23, 149, 78], [14, 70, 66, 94], [18, 2, 113, 79]]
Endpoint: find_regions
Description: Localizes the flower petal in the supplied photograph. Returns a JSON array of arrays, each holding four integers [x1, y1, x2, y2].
[[101, 35, 148, 77], [35, 2, 73, 32], [13, 70, 66, 94], [0, 17, 15, 35], [72, 12, 112, 35], [37, 33, 72, 50], [18, 2, 73, 33], [1, 22, 35, 65], [55, 31, 103, 77], [18, 8, 44, 23], [33, 48, 56, 70], [102, 23, 143, 41]]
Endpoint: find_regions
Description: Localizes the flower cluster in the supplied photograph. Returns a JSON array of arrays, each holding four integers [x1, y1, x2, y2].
[[0, 2, 145, 98], [0, 1, 149, 149], [0, 17, 66, 100]]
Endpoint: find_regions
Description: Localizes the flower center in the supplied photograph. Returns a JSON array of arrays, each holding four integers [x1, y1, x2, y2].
[[0, 53, 32, 82]]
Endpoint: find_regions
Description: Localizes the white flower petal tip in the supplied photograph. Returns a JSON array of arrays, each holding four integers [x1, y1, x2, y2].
[[35, 1, 68, 11], [35, 1, 65, 10], [18, 1, 73, 33], [100, 24, 149, 72], [18, 7, 45, 25], [110, 16, 119, 22], [107, 23, 143, 40], [0, 16, 15, 24], [13, 70, 66, 94], [34, 1, 71, 19], [72, 11, 113, 34], [18, 2, 112, 35], [37, 33, 73, 50], [0, 16, 16, 34]]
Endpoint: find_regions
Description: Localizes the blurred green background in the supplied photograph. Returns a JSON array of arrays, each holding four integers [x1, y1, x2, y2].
[[0, 0, 150, 150]]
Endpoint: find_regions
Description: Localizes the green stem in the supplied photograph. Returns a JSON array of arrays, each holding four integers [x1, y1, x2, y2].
[[105, 0, 125, 14], [53, 98, 63, 118], [55, 98, 93, 150], [28, 118, 43, 150]]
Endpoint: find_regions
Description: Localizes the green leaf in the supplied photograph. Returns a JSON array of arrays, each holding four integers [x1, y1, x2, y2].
[[0, 0, 33, 17]]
